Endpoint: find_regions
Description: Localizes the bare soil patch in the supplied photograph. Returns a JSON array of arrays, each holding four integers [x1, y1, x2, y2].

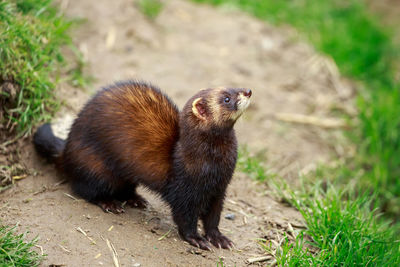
[[1, 0, 352, 266]]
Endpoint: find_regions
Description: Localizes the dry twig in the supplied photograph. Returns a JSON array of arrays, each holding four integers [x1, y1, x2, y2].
[[246, 255, 272, 264], [275, 113, 347, 129], [158, 229, 172, 241], [76, 227, 96, 245], [64, 193, 78, 201], [58, 244, 71, 254], [106, 239, 120, 267], [35, 245, 44, 255]]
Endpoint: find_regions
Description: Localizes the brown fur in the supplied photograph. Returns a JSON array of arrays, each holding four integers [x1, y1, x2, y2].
[[62, 82, 179, 187]]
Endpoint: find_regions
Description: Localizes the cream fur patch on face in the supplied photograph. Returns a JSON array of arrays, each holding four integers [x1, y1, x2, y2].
[[237, 94, 250, 111], [231, 94, 250, 120]]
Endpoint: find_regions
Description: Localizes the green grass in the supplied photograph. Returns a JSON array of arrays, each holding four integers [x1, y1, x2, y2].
[[237, 151, 400, 265], [269, 179, 400, 266], [0, 0, 81, 135], [0, 225, 43, 266], [216, 257, 225, 267], [237, 147, 273, 181], [137, 0, 164, 20], [358, 87, 400, 218], [237, 150, 400, 265]]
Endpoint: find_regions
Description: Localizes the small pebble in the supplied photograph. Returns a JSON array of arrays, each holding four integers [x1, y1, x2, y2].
[[225, 213, 236, 220], [133, 263, 141, 267]]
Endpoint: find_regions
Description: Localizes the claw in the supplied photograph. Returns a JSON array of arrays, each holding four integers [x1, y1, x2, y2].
[[227, 241, 235, 251], [98, 201, 125, 214], [205, 231, 233, 250], [185, 235, 212, 251]]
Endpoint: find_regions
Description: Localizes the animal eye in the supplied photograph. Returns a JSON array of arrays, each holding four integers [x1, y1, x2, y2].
[[224, 97, 230, 103]]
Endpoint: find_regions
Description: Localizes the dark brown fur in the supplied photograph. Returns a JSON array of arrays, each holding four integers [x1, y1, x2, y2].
[[33, 80, 251, 250]]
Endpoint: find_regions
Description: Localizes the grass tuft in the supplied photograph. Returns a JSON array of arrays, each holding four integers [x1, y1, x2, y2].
[[0, 225, 43, 266], [137, 0, 164, 20], [0, 0, 79, 135], [269, 179, 400, 266], [267, 233, 314, 266], [357, 87, 400, 217], [237, 147, 274, 182]]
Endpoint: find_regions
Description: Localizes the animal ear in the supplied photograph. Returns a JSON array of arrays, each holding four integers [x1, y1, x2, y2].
[[192, 97, 207, 120]]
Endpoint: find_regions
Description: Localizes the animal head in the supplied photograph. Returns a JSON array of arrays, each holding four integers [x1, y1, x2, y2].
[[187, 87, 252, 129]]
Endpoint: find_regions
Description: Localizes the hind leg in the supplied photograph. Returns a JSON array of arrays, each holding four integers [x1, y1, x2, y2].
[[67, 167, 127, 214], [114, 183, 148, 209], [70, 178, 126, 214]]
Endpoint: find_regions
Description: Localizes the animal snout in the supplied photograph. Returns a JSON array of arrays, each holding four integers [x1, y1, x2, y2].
[[243, 89, 252, 98]]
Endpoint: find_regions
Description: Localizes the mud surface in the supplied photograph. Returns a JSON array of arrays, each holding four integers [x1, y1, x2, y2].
[[1, 0, 352, 266]]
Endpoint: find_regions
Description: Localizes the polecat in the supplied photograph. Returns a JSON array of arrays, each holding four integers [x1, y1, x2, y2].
[[33, 81, 252, 250]]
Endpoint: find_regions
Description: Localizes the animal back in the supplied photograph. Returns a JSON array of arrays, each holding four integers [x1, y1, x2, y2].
[[85, 81, 179, 182]]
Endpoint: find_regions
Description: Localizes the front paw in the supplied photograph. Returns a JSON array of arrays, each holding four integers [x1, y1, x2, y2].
[[184, 234, 213, 251], [205, 230, 234, 249]]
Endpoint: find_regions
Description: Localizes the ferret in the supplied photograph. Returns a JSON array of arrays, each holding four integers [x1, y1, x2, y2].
[[33, 81, 252, 250]]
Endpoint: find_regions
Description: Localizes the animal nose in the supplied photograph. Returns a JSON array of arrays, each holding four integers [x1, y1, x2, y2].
[[243, 89, 252, 98]]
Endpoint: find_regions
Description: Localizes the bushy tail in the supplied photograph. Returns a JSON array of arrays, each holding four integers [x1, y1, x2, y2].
[[33, 123, 66, 162]]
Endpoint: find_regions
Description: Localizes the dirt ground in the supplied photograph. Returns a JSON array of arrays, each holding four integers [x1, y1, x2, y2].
[[0, 0, 353, 266]]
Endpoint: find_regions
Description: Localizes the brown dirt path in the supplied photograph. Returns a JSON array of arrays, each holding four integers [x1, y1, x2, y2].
[[0, 0, 353, 266]]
